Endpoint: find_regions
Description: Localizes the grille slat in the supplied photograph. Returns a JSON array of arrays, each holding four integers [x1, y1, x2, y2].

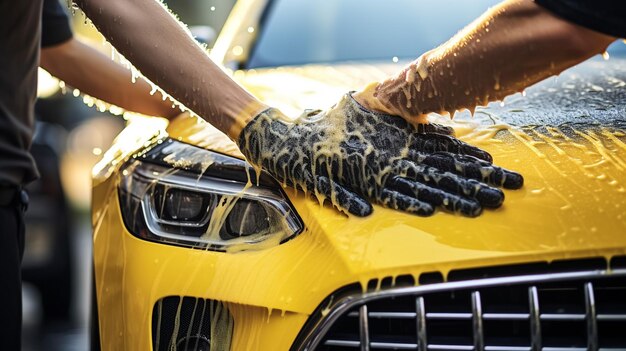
[[529, 286, 542, 351], [324, 340, 360, 347], [483, 313, 529, 320], [539, 314, 585, 321], [416, 297, 427, 351], [370, 342, 418, 349], [371, 312, 415, 319], [428, 344, 474, 350], [585, 282, 599, 351], [348, 311, 417, 319], [308, 270, 626, 351], [426, 313, 473, 320], [360, 305, 370, 351], [472, 291, 485, 351], [596, 314, 626, 321]]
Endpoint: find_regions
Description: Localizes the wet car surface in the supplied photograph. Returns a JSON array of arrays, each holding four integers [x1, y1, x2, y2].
[[91, 0, 626, 350]]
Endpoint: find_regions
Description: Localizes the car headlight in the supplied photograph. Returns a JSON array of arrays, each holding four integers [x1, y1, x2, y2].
[[118, 139, 304, 251]]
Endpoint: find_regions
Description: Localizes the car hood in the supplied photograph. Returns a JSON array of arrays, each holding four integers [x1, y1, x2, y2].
[[100, 59, 626, 304]]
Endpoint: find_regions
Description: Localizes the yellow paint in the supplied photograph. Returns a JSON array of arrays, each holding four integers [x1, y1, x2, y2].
[[93, 108, 626, 350], [93, 17, 626, 350]]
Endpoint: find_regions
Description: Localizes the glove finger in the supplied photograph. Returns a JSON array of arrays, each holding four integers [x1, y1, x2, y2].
[[376, 188, 434, 216], [393, 159, 505, 208], [409, 134, 493, 162], [415, 123, 454, 136], [453, 153, 523, 189], [315, 176, 373, 216], [387, 176, 482, 217], [420, 152, 524, 189], [460, 143, 493, 162]]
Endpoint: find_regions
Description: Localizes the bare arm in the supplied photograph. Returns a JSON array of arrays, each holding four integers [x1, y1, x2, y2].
[[41, 38, 179, 119], [354, 0, 616, 121], [74, 0, 268, 139]]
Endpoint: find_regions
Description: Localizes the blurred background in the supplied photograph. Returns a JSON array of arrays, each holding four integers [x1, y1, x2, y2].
[[23, 1, 235, 349]]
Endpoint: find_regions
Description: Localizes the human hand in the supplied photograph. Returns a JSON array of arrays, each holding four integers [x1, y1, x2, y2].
[[237, 93, 523, 217]]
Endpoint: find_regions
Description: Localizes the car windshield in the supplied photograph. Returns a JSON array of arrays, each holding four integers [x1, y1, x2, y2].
[[248, 0, 501, 68], [247, 0, 626, 68]]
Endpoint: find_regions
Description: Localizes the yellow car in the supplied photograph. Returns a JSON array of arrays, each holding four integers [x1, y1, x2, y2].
[[91, 0, 626, 350]]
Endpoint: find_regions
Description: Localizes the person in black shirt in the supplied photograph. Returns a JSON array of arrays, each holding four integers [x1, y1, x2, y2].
[[0, 0, 184, 349]]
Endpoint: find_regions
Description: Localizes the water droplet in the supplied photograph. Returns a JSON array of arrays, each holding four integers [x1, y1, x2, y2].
[[232, 45, 243, 56], [210, 6, 216, 11], [92, 147, 102, 156], [392, 56, 399, 63], [247, 26, 255, 33]]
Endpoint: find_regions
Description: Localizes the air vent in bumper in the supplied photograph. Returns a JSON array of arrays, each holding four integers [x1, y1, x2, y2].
[[152, 296, 233, 351]]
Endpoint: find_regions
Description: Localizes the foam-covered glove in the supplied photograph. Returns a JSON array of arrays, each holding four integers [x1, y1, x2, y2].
[[237, 93, 523, 217]]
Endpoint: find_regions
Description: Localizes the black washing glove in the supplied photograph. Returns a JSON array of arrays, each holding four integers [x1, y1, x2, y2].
[[238, 93, 523, 217]]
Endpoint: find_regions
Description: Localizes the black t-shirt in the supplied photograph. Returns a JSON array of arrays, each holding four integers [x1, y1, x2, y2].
[[536, 0, 626, 38], [0, 0, 72, 186], [42, 0, 73, 48]]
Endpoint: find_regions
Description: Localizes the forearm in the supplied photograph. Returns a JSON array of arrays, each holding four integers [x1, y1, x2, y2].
[[356, 0, 615, 121], [75, 0, 267, 139], [41, 38, 178, 119]]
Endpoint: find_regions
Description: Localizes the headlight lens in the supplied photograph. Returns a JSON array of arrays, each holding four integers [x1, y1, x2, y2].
[[118, 139, 303, 251]]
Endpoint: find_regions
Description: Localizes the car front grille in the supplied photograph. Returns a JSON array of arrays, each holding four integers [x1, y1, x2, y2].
[[298, 269, 626, 351]]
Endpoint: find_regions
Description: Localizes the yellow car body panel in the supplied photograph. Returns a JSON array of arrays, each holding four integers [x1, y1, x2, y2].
[[92, 1, 626, 349], [93, 70, 626, 350]]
